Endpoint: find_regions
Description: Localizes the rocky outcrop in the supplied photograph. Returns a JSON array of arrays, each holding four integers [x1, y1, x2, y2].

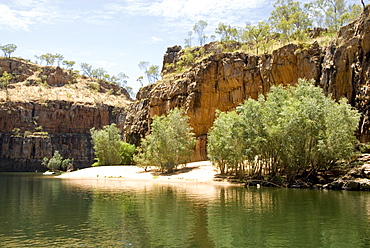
[[324, 154, 370, 190], [1, 8, 369, 171], [0, 58, 38, 83], [0, 101, 126, 133], [0, 101, 127, 171], [124, 6, 370, 161], [0, 100, 127, 171], [0, 56, 131, 171]]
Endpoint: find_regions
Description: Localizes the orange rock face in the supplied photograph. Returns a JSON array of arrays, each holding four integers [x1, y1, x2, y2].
[[125, 7, 370, 161]]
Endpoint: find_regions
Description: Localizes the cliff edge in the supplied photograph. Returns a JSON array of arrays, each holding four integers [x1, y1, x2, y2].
[[0, 58, 131, 171], [124, 6, 370, 161]]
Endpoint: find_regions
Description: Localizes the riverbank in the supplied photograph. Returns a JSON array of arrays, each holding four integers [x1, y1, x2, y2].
[[58, 161, 233, 185]]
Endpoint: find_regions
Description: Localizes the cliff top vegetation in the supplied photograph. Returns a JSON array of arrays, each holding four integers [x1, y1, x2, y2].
[[0, 57, 132, 108]]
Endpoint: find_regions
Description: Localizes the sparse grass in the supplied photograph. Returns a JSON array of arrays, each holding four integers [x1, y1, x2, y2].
[[162, 32, 339, 81], [0, 58, 132, 108], [0, 75, 131, 108]]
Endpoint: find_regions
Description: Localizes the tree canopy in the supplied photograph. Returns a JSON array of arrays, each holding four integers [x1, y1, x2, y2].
[[138, 61, 160, 85], [184, 0, 363, 50], [193, 20, 208, 46], [90, 124, 136, 166], [0, 44, 17, 58], [134, 108, 196, 172], [207, 79, 360, 182], [42, 150, 73, 172]]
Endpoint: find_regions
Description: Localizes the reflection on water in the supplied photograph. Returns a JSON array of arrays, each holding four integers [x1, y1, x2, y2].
[[0, 173, 369, 247]]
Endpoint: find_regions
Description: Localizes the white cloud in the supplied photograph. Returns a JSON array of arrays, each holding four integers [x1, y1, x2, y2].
[[120, 0, 268, 21], [150, 36, 164, 43], [0, 2, 66, 31], [104, 0, 271, 33], [0, 1, 100, 31], [0, 4, 33, 31]]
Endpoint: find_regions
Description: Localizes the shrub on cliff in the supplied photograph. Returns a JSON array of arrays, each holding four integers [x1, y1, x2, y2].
[[134, 108, 196, 172], [90, 123, 136, 166], [207, 79, 361, 182], [42, 150, 73, 172]]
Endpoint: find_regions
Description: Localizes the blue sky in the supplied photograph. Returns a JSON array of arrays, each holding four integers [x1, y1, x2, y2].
[[0, 0, 363, 93]]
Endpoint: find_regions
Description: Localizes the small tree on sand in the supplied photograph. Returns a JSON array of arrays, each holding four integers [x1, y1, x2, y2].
[[134, 108, 196, 172]]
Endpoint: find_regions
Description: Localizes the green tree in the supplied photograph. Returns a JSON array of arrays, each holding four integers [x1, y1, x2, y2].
[[244, 21, 272, 54], [42, 150, 73, 172], [138, 61, 160, 85], [120, 142, 136, 165], [0, 71, 12, 90], [0, 44, 17, 58], [91, 67, 108, 80], [110, 72, 129, 88], [306, 0, 362, 31], [207, 110, 246, 176], [80, 62, 93, 77], [134, 108, 196, 172], [215, 23, 238, 42], [90, 123, 123, 166], [62, 60, 75, 70], [269, 0, 312, 42], [207, 79, 360, 182], [147, 65, 160, 83], [55, 54, 64, 67], [193, 20, 208, 46], [137, 76, 144, 87], [39, 53, 56, 66]]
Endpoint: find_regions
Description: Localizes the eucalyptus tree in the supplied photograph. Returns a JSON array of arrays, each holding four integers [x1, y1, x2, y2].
[[306, 0, 362, 31], [138, 61, 160, 85], [62, 60, 75, 70], [39, 53, 56, 66], [91, 67, 108, 80], [113, 72, 129, 88], [269, 0, 312, 41], [0, 44, 17, 58], [80, 62, 93, 77], [193, 20, 208, 46], [147, 65, 160, 83], [215, 22, 238, 42], [184, 31, 193, 47], [244, 21, 272, 54], [55, 54, 64, 67]]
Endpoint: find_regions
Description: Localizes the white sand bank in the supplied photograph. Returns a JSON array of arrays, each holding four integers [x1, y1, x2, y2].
[[58, 161, 231, 185]]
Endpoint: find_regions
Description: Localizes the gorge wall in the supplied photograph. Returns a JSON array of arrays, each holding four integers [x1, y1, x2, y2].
[[124, 6, 370, 161], [0, 100, 126, 171], [0, 58, 129, 171], [1, 8, 369, 171]]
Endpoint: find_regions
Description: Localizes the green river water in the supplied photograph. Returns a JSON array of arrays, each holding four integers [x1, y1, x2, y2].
[[0, 173, 369, 247]]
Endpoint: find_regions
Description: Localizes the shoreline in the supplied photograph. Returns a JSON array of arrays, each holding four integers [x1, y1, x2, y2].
[[57, 161, 237, 186]]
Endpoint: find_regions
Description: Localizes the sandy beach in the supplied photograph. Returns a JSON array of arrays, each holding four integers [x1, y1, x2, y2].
[[58, 161, 233, 185]]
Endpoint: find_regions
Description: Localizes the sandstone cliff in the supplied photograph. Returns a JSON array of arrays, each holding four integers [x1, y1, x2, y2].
[[1, 8, 370, 171], [124, 6, 370, 161], [0, 59, 130, 171]]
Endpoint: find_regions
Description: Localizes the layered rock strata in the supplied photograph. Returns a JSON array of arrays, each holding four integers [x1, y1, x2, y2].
[[0, 100, 126, 171], [124, 6, 370, 161]]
